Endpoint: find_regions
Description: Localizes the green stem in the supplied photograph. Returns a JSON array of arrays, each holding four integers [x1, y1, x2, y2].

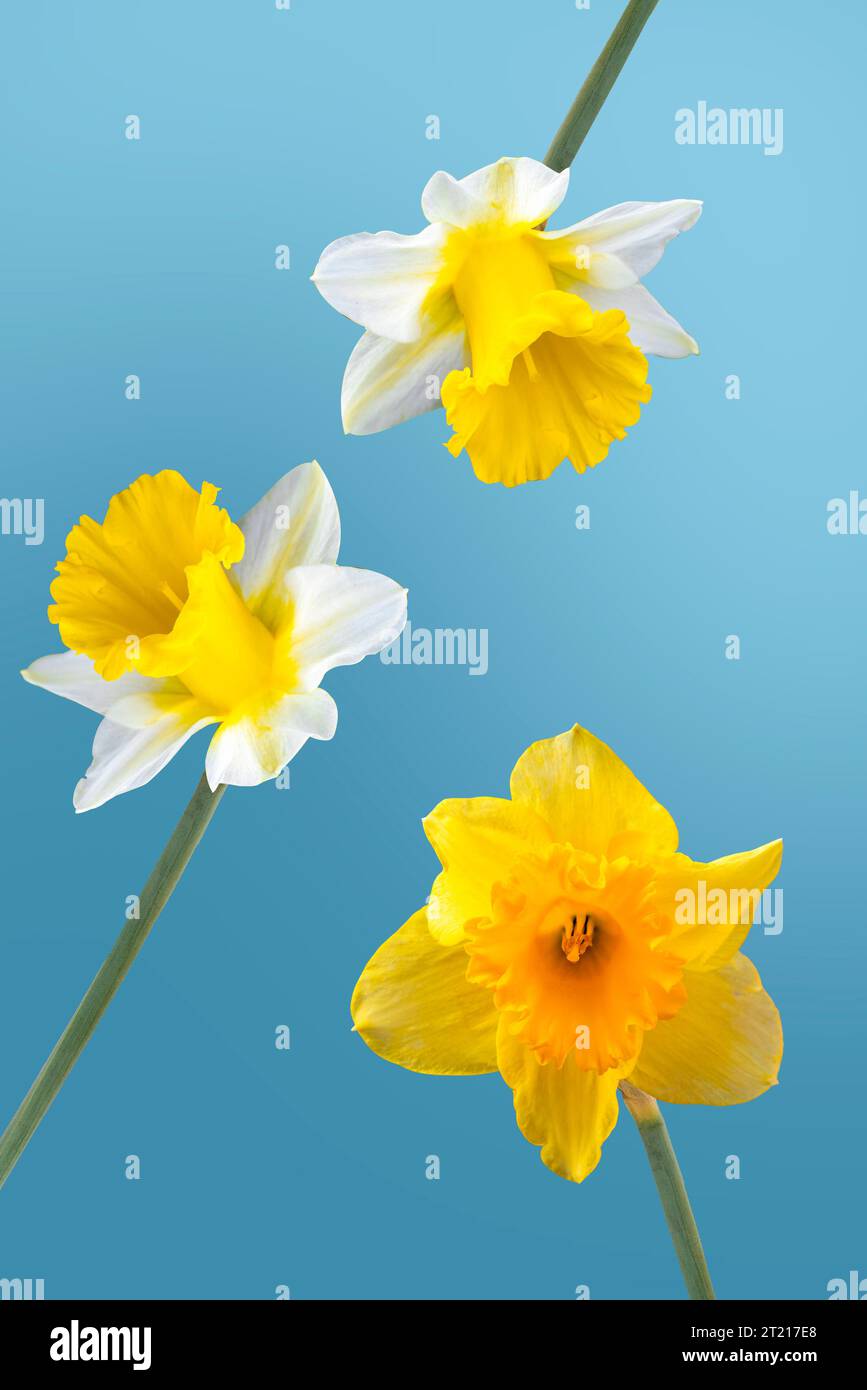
[[620, 1080, 716, 1300], [544, 0, 662, 171], [0, 774, 225, 1192]]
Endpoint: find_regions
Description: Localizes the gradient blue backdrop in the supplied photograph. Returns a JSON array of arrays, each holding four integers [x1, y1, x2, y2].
[[1, 0, 863, 1300]]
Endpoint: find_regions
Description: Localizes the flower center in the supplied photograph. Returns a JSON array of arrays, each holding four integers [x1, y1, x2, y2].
[[465, 847, 687, 1071], [440, 241, 651, 488], [172, 553, 282, 715], [451, 230, 556, 386], [561, 911, 596, 963]]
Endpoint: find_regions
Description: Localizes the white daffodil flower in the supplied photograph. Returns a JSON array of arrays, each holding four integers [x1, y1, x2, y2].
[[312, 155, 701, 487], [23, 462, 407, 811]]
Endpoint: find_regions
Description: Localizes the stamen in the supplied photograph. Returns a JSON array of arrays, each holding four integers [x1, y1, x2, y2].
[[160, 581, 185, 612], [562, 913, 595, 963], [521, 346, 541, 382]]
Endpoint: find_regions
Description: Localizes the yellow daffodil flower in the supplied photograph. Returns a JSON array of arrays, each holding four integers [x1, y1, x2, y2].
[[313, 156, 700, 486], [352, 726, 782, 1183], [23, 462, 407, 812]]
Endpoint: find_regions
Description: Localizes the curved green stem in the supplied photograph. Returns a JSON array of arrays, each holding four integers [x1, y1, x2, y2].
[[544, 0, 662, 172], [0, 774, 225, 1192], [620, 1080, 716, 1300]]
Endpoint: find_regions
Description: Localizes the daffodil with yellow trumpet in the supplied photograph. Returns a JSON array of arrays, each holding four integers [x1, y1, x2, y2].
[[314, 160, 700, 487], [353, 726, 782, 1298], [24, 462, 406, 810], [0, 461, 406, 1189]]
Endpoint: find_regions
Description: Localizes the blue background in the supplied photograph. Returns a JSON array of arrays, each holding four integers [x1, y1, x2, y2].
[[1, 0, 863, 1300]]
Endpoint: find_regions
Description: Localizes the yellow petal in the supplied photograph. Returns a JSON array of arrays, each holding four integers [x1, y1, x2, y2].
[[351, 908, 498, 1075], [423, 796, 552, 944], [442, 292, 650, 487], [163, 551, 277, 699], [654, 840, 783, 970], [448, 233, 559, 385], [630, 953, 782, 1104], [497, 1016, 626, 1182], [509, 724, 678, 859], [49, 472, 244, 680]]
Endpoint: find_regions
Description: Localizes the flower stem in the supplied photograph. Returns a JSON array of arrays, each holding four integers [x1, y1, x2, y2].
[[0, 774, 225, 1192], [544, 0, 662, 172], [620, 1080, 716, 1300]]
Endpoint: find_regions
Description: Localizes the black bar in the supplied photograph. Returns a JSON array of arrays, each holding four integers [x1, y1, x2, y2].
[[0, 1298, 862, 1374]]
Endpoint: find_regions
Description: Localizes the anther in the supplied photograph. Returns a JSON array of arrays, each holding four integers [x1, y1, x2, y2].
[[562, 913, 595, 963]]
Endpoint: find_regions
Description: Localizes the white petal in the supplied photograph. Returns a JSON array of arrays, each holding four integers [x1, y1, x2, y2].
[[557, 199, 702, 278], [342, 309, 468, 436], [103, 687, 198, 729], [205, 689, 338, 790], [231, 461, 341, 630], [74, 703, 216, 813], [577, 282, 699, 358], [311, 224, 449, 343], [422, 157, 569, 229], [22, 651, 158, 716], [283, 564, 408, 688], [536, 231, 638, 289]]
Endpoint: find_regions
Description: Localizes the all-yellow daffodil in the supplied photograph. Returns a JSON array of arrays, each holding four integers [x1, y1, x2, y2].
[[23, 462, 407, 811], [313, 156, 700, 486], [352, 726, 782, 1184]]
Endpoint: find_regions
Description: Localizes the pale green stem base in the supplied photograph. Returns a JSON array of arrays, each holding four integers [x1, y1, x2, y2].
[[0, 774, 225, 1192], [544, 0, 662, 171], [620, 1080, 716, 1300]]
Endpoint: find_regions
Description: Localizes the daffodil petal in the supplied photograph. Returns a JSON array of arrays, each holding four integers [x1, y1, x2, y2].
[[342, 310, 468, 437], [282, 564, 407, 689], [423, 796, 553, 945], [204, 689, 337, 790], [422, 156, 569, 230], [311, 224, 449, 343], [556, 199, 702, 279], [630, 953, 782, 1104], [22, 651, 159, 716], [443, 294, 651, 485], [577, 282, 699, 358], [74, 701, 216, 813], [48, 471, 244, 681], [497, 1017, 625, 1182], [351, 908, 499, 1075], [104, 685, 208, 728], [509, 725, 678, 859], [536, 229, 638, 289], [230, 462, 341, 632], [654, 839, 783, 969]]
